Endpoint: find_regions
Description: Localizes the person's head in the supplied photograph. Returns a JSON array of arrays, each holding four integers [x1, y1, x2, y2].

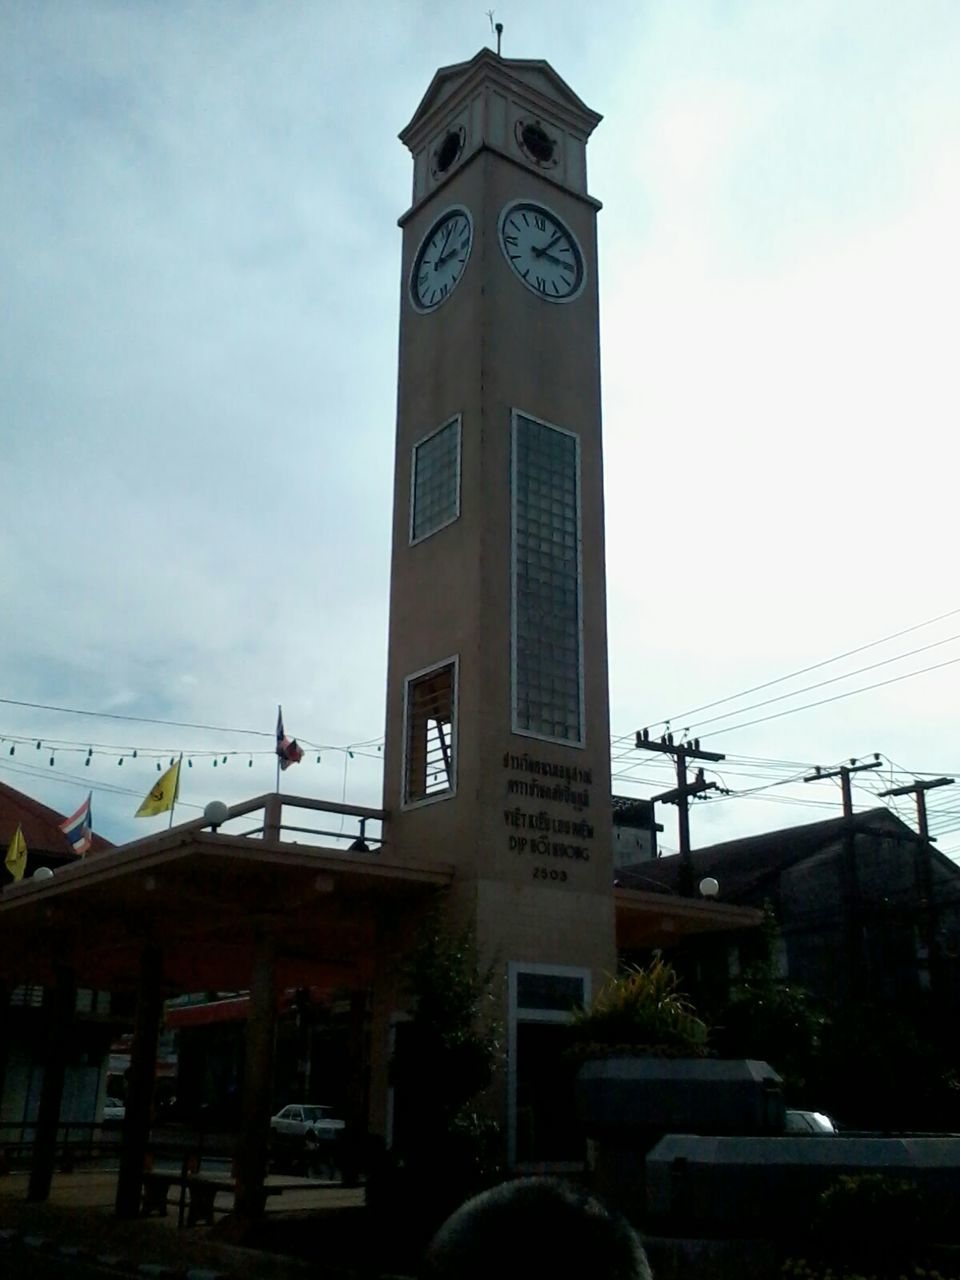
[[422, 1176, 652, 1280]]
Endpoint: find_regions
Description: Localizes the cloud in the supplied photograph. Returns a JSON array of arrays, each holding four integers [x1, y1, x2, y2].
[[2, 0, 959, 861]]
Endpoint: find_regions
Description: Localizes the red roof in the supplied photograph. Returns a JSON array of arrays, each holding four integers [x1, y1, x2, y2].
[[165, 996, 252, 1028], [0, 778, 114, 868]]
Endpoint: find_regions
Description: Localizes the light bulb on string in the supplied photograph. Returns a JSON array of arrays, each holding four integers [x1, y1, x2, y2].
[[188, 759, 193, 768], [156, 761, 162, 771], [36, 741, 41, 751], [118, 757, 123, 766], [9, 745, 14, 756], [49, 755, 55, 767], [222, 756, 227, 765], [132, 749, 137, 758]]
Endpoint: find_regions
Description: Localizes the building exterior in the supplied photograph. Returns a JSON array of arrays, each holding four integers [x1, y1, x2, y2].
[[620, 808, 960, 1012], [0, 782, 118, 1135], [379, 47, 615, 1166]]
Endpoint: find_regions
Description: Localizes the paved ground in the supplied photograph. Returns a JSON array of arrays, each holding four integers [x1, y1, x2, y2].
[[0, 1169, 383, 1280]]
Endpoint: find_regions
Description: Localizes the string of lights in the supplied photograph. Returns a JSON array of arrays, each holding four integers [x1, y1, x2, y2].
[[3, 690, 956, 858], [0, 730, 385, 771]]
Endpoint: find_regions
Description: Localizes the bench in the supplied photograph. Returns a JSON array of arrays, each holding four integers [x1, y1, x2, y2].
[[140, 1170, 285, 1225]]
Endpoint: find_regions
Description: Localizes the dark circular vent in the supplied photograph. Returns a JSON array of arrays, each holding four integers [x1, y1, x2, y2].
[[520, 121, 555, 164], [434, 128, 464, 174]]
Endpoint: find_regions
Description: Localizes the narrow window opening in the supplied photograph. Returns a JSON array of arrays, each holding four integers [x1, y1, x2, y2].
[[405, 661, 456, 804]]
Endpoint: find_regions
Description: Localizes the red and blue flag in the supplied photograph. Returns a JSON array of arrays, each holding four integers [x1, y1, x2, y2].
[[59, 792, 93, 856], [276, 707, 304, 770]]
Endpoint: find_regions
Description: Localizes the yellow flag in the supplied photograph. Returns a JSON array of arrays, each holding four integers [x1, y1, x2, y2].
[[5, 823, 27, 881], [136, 759, 181, 817]]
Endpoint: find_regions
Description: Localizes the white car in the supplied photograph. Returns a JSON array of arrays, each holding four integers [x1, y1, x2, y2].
[[102, 1099, 125, 1122], [784, 1108, 837, 1134], [269, 1104, 344, 1144]]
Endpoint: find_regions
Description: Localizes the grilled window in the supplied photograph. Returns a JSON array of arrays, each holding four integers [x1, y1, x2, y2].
[[404, 659, 457, 804]]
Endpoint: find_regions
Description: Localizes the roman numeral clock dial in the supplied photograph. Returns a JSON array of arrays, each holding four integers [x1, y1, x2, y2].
[[497, 199, 586, 302], [409, 206, 474, 313]]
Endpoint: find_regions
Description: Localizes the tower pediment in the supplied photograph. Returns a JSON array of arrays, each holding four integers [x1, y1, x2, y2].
[[399, 48, 602, 211], [401, 49, 601, 143]]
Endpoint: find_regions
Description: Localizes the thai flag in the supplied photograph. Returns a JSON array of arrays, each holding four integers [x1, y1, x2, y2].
[[59, 792, 93, 856], [276, 707, 304, 770]]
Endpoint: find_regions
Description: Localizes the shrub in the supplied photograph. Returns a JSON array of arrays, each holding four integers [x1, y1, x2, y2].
[[569, 953, 711, 1059]]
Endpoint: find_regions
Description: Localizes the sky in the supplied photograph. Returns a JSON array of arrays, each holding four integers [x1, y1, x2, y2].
[[2, 1, 959, 866]]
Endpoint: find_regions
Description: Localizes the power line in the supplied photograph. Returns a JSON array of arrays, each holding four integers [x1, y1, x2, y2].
[[681, 632, 960, 734], [0, 696, 386, 757], [0, 697, 274, 737], [698, 653, 960, 740], [640, 604, 960, 733]]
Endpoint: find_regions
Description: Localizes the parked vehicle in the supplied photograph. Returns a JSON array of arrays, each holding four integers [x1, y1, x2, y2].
[[102, 1099, 125, 1122], [270, 1104, 344, 1143], [784, 1108, 837, 1134]]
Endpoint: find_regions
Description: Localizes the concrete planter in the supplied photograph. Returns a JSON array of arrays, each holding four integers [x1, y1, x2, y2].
[[575, 1056, 785, 1221], [575, 1056, 784, 1144]]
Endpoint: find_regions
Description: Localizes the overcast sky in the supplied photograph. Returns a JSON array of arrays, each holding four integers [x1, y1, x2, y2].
[[2, 1, 959, 863]]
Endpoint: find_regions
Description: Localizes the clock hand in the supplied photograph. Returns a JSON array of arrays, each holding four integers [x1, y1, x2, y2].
[[437, 233, 466, 268], [532, 232, 562, 258], [434, 223, 455, 269]]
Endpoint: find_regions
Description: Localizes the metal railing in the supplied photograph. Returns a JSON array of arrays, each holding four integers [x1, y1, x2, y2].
[[0, 1120, 123, 1169], [172, 792, 388, 854]]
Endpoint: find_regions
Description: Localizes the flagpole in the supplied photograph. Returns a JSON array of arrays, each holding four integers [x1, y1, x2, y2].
[[168, 752, 183, 830], [276, 704, 282, 794]]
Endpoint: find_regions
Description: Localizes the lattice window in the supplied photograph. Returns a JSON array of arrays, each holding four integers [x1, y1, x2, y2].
[[411, 417, 461, 543], [512, 413, 583, 743]]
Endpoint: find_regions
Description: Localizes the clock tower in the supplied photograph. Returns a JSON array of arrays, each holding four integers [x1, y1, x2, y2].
[[381, 49, 614, 1163]]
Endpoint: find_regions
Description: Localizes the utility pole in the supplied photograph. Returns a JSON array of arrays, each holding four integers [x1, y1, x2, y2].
[[878, 776, 954, 997], [635, 730, 725, 896], [877, 776, 955, 843], [803, 757, 881, 818], [803, 757, 881, 1000]]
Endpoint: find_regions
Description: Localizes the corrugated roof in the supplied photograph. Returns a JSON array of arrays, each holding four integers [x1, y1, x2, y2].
[[616, 809, 926, 903]]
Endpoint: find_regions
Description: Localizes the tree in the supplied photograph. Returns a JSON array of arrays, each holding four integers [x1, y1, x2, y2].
[[386, 911, 503, 1231], [713, 910, 827, 1101]]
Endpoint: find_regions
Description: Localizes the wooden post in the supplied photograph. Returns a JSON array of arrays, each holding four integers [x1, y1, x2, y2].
[[115, 945, 163, 1218], [341, 989, 370, 1186], [27, 965, 76, 1201], [234, 932, 277, 1220], [0, 981, 10, 1133], [263, 793, 282, 844]]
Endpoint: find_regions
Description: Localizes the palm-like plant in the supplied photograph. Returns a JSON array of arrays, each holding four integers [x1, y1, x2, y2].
[[570, 954, 711, 1058]]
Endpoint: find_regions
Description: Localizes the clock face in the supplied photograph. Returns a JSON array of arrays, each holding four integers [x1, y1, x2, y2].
[[498, 200, 585, 303], [410, 206, 474, 313]]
